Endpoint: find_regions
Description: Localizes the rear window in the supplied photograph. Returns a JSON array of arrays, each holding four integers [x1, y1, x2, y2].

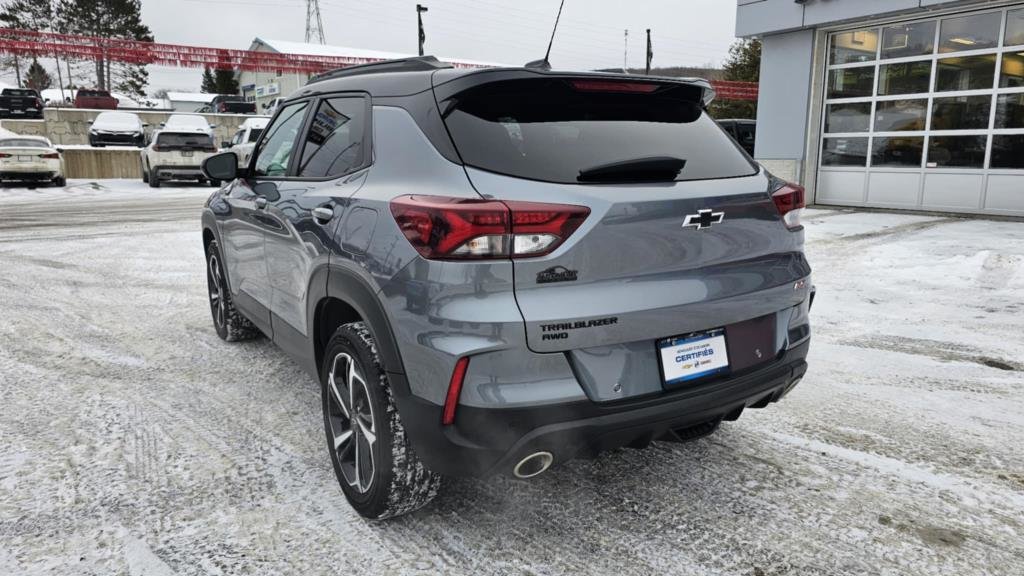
[[156, 133, 214, 148], [441, 78, 757, 184], [79, 90, 110, 97], [3, 89, 36, 97]]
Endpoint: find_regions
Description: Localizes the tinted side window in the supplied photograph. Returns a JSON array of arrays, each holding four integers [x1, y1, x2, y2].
[[253, 102, 309, 177], [298, 97, 368, 178]]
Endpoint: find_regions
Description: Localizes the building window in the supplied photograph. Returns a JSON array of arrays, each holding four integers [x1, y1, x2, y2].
[[825, 102, 872, 133], [927, 135, 987, 168], [931, 95, 991, 130], [824, 7, 1024, 173], [827, 67, 875, 99], [877, 61, 932, 95], [829, 29, 879, 64], [881, 21, 936, 59], [822, 137, 869, 166], [1006, 9, 1024, 47], [991, 135, 1024, 169], [938, 12, 1002, 53]]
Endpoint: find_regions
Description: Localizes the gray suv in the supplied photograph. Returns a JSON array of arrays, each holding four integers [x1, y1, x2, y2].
[[200, 57, 813, 519]]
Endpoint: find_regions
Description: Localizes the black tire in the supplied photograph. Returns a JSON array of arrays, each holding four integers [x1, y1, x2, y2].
[[141, 161, 149, 183], [53, 176, 66, 187], [321, 322, 441, 519], [149, 169, 160, 188], [208, 179, 221, 187], [205, 240, 260, 342]]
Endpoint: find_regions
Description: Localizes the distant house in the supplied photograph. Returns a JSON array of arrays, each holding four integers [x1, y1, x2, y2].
[[165, 92, 218, 112], [236, 38, 501, 112]]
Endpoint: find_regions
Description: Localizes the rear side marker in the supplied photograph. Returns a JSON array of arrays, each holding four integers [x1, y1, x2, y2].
[[442, 356, 470, 426]]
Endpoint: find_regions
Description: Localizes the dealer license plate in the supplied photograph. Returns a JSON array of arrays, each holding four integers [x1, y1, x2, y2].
[[17, 155, 33, 162], [181, 151, 193, 157], [658, 329, 730, 386]]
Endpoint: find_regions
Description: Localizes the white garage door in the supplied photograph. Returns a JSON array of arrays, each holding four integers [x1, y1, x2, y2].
[[817, 5, 1024, 216]]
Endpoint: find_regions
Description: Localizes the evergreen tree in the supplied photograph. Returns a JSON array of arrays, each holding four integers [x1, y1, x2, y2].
[[213, 69, 239, 95], [201, 67, 217, 93], [55, 0, 153, 98], [709, 39, 761, 120], [0, 0, 56, 87], [25, 59, 52, 91]]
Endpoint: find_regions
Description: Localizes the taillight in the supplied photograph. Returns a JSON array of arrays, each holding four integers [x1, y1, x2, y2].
[[390, 195, 589, 260], [771, 180, 805, 230], [0, 153, 10, 158], [35, 98, 43, 109], [152, 145, 162, 152], [40, 153, 60, 159], [442, 356, 470, 426], [571, 80, 660, 93]]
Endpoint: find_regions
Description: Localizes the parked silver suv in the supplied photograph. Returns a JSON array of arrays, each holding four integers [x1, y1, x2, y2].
[[200, 57, 813, 519]]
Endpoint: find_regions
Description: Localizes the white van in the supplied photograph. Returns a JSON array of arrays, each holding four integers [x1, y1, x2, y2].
[[220, 116, 269, 168]]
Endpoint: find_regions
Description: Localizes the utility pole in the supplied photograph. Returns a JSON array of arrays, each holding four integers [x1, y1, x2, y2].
[[417, 4, 428, 56], [623, 29, 629, 72], [645, 29, 652, 75], [305, 0, 326, 44]]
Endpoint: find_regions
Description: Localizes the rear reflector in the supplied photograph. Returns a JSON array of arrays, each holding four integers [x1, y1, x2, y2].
[[442, 357, 470, 426], [771, 181, 806, 230], [390, 195, 589, 260], [570, 80, 660, 93]]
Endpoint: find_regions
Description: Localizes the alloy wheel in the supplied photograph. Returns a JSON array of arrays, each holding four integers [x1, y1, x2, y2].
[[326, 352, 377, 493], [207, 253, 226, 329]]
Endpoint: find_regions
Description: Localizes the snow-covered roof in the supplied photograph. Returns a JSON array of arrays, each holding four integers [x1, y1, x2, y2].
[[252, 38, 505, 68], [165, 92, 217, 103]]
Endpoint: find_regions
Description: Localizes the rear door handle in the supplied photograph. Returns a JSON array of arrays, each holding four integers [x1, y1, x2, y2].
[[254, 197, 268, 209], [312, 206, 334, 224]]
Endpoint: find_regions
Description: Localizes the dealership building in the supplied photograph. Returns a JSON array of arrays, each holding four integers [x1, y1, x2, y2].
[[738, 0, 1024, 216]]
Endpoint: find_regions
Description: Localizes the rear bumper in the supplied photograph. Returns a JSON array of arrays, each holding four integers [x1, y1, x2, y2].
[[0, 170, 57, 181], [396, 338, 810, 478], [153, 165, 203, 180]]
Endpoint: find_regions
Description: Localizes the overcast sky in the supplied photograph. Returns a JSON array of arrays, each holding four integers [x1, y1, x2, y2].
[[14, 0, 739, 95]]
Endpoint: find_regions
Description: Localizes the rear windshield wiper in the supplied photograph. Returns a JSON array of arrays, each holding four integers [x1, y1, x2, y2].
[[577, 156, 686, 183]]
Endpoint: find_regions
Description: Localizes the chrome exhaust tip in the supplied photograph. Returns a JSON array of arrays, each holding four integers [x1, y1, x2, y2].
[[513, 451, 554, 479]]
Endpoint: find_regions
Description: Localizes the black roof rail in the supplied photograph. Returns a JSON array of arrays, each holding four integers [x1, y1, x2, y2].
[[307, 55, 453, 85]]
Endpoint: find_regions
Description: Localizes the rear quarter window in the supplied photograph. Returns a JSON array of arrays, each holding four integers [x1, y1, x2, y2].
[[441, 78, 757, 184]]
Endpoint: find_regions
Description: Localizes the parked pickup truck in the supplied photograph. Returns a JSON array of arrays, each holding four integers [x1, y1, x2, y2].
[[0, 88, 44, 119], [210, 95, 256, 114], [74, 89, 118, 110]]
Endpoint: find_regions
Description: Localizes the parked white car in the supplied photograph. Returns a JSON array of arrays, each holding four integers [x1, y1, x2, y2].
[[89, 111, 146, 147], [159, 114, 215, 137], [220, 116, 269, 168], [140, 131, 219, 188], [0, 136, 65, 187]]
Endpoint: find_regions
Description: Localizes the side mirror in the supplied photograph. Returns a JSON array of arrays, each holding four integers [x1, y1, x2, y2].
[[221, 141, 231, 149], [55, 147, 65, 154], [210, 124, 217, 129], [159, 122, 165, 127], [202, 152, 241, 182], [141, 122, 149, 127]]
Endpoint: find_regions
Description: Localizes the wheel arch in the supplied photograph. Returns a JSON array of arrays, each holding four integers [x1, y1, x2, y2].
[[311, 265, 408, 395]]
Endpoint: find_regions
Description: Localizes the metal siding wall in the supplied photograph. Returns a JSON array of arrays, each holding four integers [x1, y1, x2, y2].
[[736, 0, 996, 36], [754, 29, 816, 162]]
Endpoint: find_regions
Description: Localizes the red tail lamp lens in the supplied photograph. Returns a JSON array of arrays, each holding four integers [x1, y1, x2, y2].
[[390, 195, 589, 260]]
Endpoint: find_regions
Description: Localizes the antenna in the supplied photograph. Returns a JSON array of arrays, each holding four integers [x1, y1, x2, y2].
[[526, 0, 566, 70], [623, 29, 629, 72], [306, 0, 326, 44]]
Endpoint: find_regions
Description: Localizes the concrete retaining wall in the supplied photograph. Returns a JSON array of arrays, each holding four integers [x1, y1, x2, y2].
[[0, 108, 259, 146], [61, 149, 144, 179]]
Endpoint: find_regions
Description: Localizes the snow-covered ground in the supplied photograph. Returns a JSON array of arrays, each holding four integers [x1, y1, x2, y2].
[[0, 185, 1022, 575]]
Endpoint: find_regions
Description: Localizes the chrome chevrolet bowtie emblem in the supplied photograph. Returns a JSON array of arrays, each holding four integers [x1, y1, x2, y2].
[[682, 209, 724, 230]]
